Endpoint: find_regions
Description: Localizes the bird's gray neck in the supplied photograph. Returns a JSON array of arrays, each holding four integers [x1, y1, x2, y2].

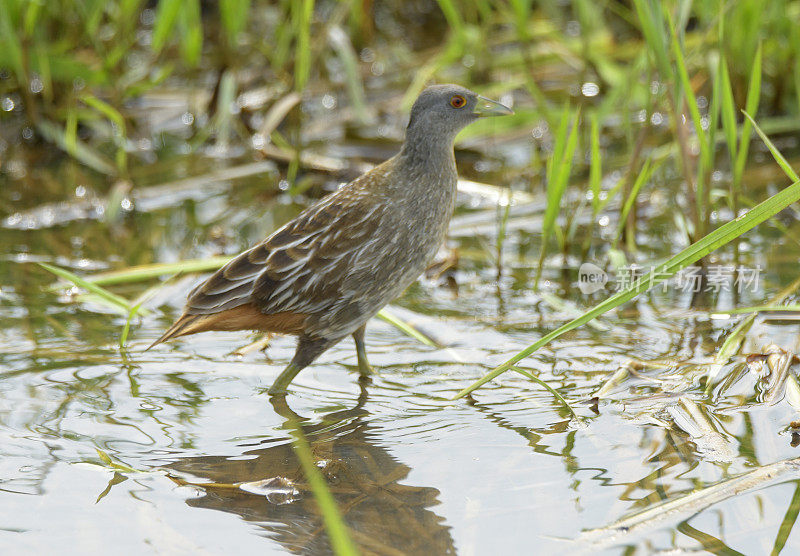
[[396, 123, 458, 183], [386, 123, 459, 231]]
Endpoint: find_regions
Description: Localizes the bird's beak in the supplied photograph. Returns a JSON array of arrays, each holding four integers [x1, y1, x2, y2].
[[473, 96, 514, 117]]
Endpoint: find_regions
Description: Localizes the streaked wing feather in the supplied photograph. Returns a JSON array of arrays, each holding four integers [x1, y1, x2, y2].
[[253, 194, 384, 315], [183, 185, 385, 318]]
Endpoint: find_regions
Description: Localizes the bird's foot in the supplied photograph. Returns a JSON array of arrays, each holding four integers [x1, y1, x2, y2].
[[268, 362, 302, 395], [267, 384, 288, 396], [357, 359, 375, 377]]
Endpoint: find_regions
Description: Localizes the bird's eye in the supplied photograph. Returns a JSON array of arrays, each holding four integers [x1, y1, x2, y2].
[[450, 95, 466, 108]]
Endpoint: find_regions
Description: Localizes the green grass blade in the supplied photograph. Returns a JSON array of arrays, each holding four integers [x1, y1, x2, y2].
[[455, 179, 800, 398], [293, 0, 314, 92], [668, 14, 710, 167], [38, 262, 133, 313], [65, 107, 78, 155], [178, 0, 202, 67], [81, 93, 128, 173], [507, 0, 531, 39], [510, 367, 579, 419], [598, 173, 627, 213], [719, 60, 737, 167], [81, 94, 125, 130], [712, 305, 800, 316], [631, 0, 672, 81], [376, 308, 441, 348], [613, 157, 655, 248], [0, 0, 24, 80], [219, 0, 250, 43], [589, 112, 601, 216], [733, 43, 762, 187], [120, 302, 145, 348], [743, 111, 799, 181], [549, 109, 581, 245], [151, 0, 182, 54], [714, 313, 755, 362], [545, 103, 572, 190], [435, 0, 466, 44], [67, 257, 233, 287], [719, 57, 739, 216], [290, 423, 360, 556], [534, 106, 579, 288], [796, 57, 800, 121], [772, 484, 800, 556], [36, 120, 117, 176], [94, 448, 141, 474], [119, 277, 174, 348], [327, 26, 368, 123]]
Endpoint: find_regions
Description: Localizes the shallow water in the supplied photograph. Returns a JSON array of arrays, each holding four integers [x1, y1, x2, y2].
[[4, 91, 800, 555]]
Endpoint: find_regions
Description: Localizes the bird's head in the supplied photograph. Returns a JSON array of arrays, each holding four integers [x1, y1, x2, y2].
[[405, 84, 513, 142]]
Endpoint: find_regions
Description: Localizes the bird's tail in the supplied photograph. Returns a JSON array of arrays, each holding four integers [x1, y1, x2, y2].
[[146, 314, 201, 351]]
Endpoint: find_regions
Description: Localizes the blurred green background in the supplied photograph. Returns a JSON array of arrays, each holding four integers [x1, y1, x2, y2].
[[2, 0, 798, 183]]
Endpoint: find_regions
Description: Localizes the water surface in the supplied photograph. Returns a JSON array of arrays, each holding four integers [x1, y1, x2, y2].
[[3, 81, 800, 555]]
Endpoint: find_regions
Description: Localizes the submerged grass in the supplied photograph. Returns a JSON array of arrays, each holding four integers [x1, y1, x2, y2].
[[509, 366, 579, 420], [38, 262, 140, 315], [457, 175, 800, 398], [289, 422, 360, 556], [578, 455, 800, 549], [37, 262, 154, 348]]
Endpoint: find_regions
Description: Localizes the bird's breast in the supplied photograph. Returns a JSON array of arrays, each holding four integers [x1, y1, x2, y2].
[[374, 172, 457, 276]]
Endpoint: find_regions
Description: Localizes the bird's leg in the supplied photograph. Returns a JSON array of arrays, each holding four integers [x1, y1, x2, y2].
[[269, 363, 303, 396], [269, 335, 332, 395], [352, 324, 374, 377]]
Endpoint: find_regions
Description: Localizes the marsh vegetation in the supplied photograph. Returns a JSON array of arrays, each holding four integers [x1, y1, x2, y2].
[[4, 0, 800, 553]]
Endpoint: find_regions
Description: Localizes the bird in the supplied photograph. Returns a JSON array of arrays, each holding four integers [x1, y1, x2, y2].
[[148, 84, 513, 395]]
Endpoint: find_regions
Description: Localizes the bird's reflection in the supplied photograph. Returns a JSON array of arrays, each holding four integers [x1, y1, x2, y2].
[[165, 382, 455, 555]]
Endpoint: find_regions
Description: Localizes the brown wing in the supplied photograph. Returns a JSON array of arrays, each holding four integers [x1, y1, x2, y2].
[[182, 186, 385, 319]]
